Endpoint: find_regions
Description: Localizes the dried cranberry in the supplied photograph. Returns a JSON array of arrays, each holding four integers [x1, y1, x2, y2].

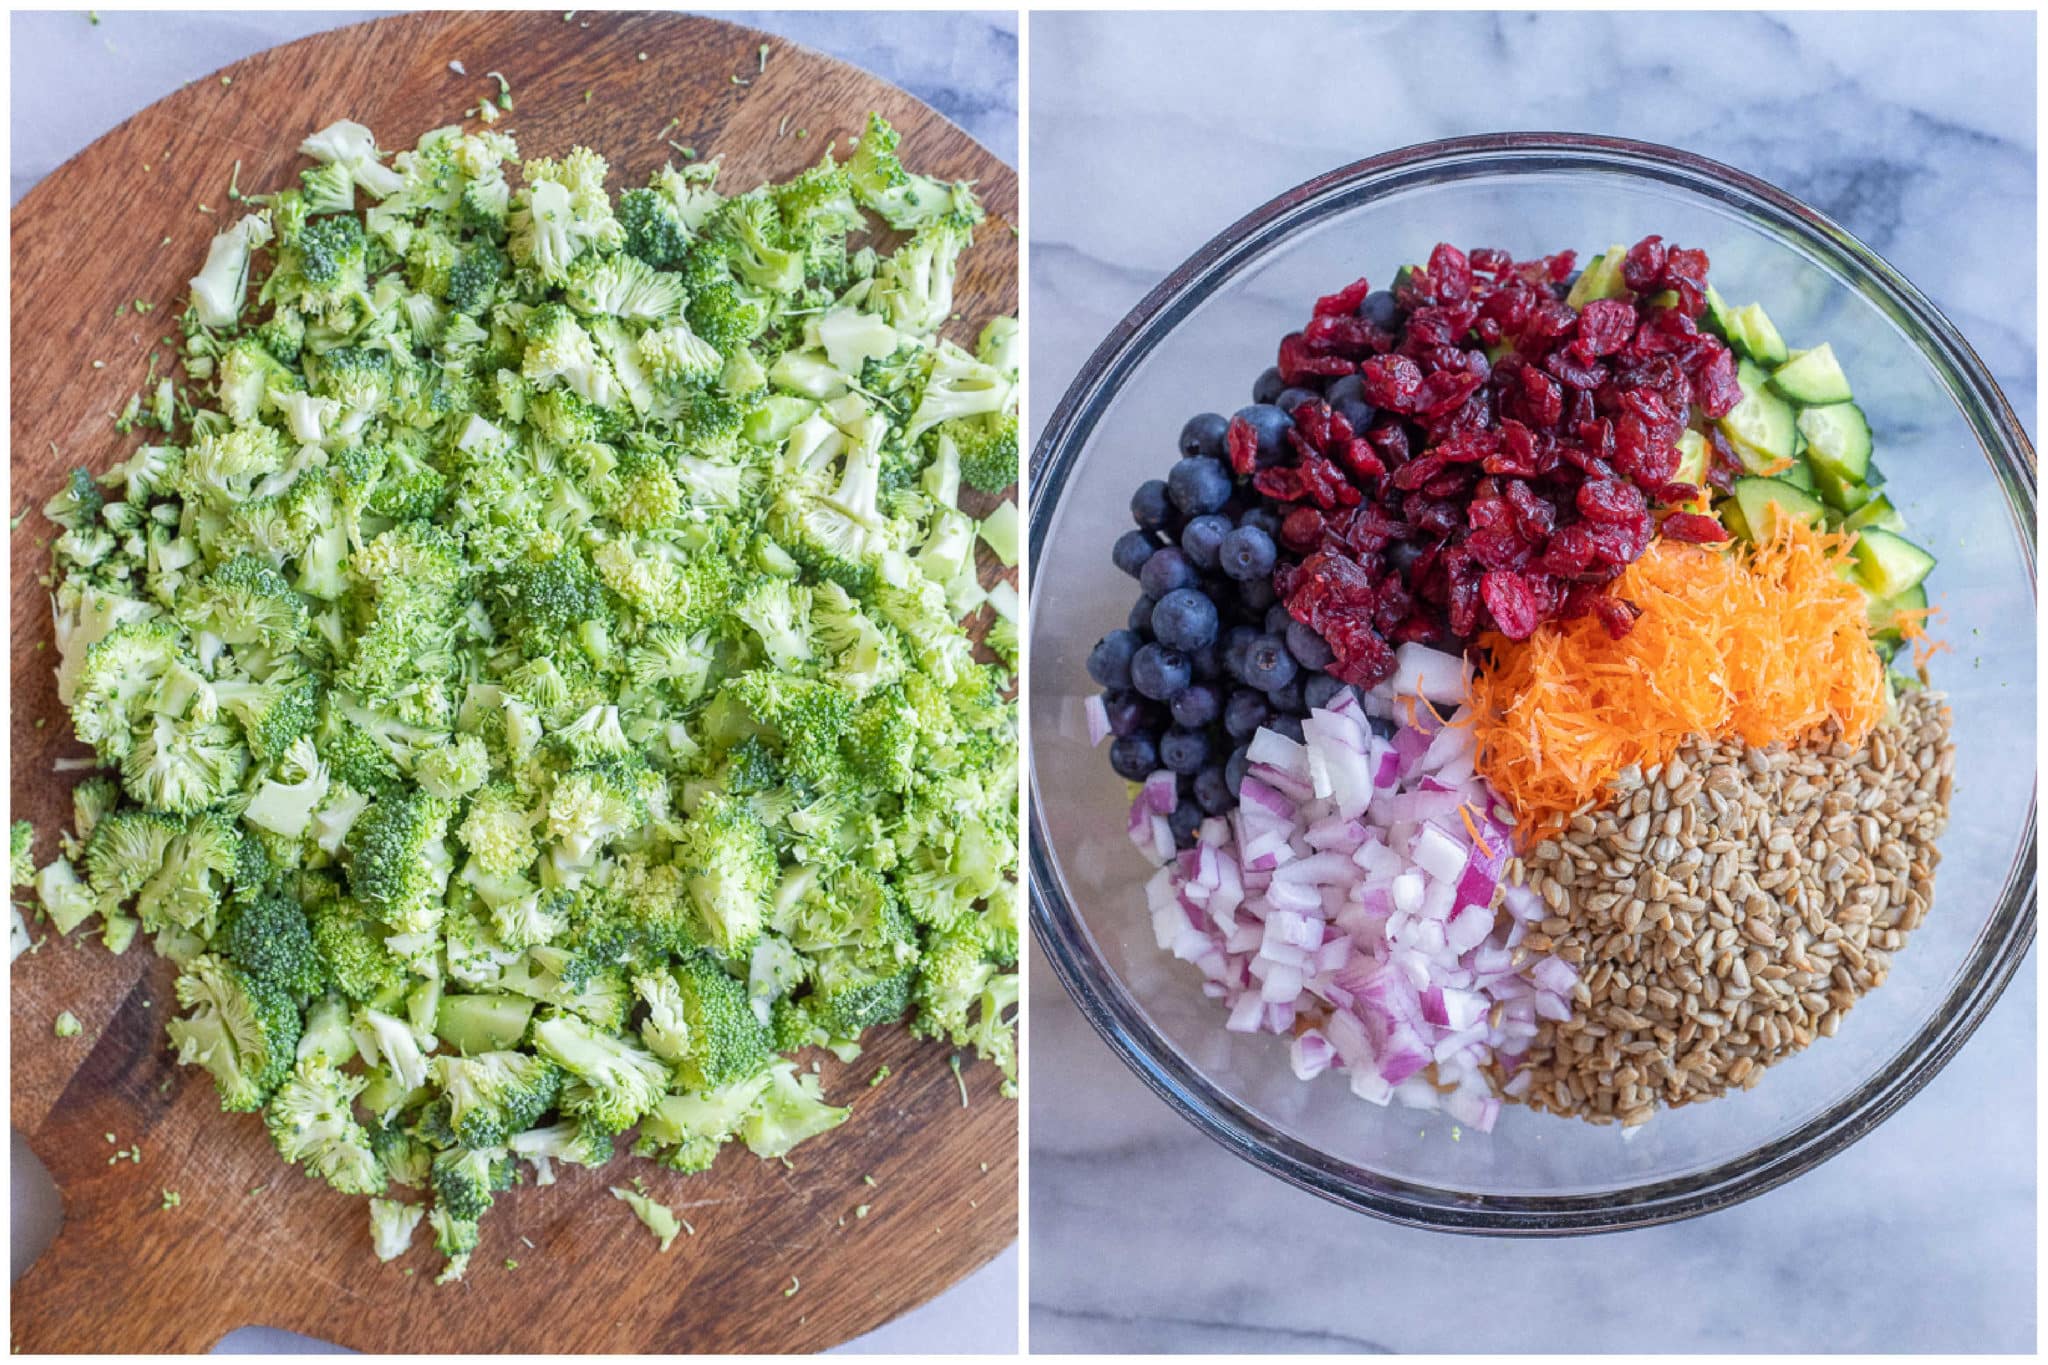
[[1575, 298, 1636, 356], [1226, 414, 1261, 476], [1280, 506, 1327, 552], [1278, 331, 1355, 387], [1592, 594, 1642, 639], [1428, 244, 1474, 303], [1314, 277, 1373, 318], [1358, 354, 1426, 411], [1480, 570, 1547, 639], [1576, 477, 1647, 525], [1660, 511, 1730, 544], [1621, 235, 1668, 293]]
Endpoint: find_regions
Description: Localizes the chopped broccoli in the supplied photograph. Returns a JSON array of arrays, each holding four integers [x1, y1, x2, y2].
[[19, 107, 1017, 1276]]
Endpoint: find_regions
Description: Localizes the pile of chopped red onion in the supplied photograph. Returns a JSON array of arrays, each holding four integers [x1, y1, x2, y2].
[[1111, 643, 1580, 1133]]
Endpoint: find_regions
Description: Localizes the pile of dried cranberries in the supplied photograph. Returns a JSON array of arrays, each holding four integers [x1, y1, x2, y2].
[[1227, 238, 1742, 690]]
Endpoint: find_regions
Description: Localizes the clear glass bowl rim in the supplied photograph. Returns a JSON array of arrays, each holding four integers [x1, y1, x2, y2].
[[1027, 131, 2038, 1235]]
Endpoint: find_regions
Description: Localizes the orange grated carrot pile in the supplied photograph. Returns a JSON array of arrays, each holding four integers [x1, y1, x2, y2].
[[1469, 518, 1889, 844]]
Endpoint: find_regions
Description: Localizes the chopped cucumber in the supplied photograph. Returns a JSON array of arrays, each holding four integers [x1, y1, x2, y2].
[[436, 994, 537, 1054], [1731, 476, 1827, 539], [1719, 497, 1752, 542], [1769, 342, 1853, 405], [1565, 245, 1629, 308], [1779, 460, 1816, 493], [1729, 303, 1789, 366], [1703, 285, 1740, 342], [1718, 359, 1799, 470], [1795, 401, 1872, 482], [1850, 528, 1936, 598], [1673, 429, 1709, 488], [1810, 460, 1874, 514], [1843, 493, 1906, 534], [1867, 582, 1929, 642]]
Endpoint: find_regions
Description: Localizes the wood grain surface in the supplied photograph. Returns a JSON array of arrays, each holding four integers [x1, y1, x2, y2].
[[10, 10, 1017, 1354]]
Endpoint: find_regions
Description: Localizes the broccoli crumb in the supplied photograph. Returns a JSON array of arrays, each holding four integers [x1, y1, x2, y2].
[[854, 1204, 869, 1219], [610, 1186, 681, 1252], [53, 1011, 81, 1038], [784, 1275, 799, 1297], [868, 1065, 890, 1087], [950, 1054, 969, 1107], [159, 1189, 181, 1211]]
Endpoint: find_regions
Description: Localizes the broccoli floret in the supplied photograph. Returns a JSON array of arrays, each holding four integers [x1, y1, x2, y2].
[[846, 112, 982, 231], [632, 1068, 773, 1174], [432, 1050, 563, 1148], [672, 793, 776, 958], [946, 413, 1019, 494], [670, 952, 774, 1091], [345, 787, 454, 933], [166, 953, 302, 1112], [617, 186, 693, 269], [530, 1013, 669, 1132], [264, 1057, 386, 1195], [368, 1197, 426, 1262], [224, 890, 328, 1002], [427, 1202, 481, 1283], [739, 1060, 851, 1159]]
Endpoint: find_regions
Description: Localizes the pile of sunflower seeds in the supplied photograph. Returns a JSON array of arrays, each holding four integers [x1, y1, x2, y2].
[[1503, 690, 1955, 1127]]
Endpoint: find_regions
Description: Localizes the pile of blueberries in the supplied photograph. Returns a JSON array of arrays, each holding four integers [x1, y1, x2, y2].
[[1088, 371, 1369, 847]]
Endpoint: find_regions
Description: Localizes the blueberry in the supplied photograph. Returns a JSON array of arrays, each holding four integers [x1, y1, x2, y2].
[[1285, 619, 1335, 670], [1179, 513, 1232, 570], [1223, 687, 1271, 739], [1219, 525, 1278, 581], [1274, 385, 1322, 415], [1241, 634, 1298, 693], [1325, 373, 1377, 434], [1130, 479, 1172, 531], [1127, 594, 1156, 635], [1239, 575, 1278, 612], [1267, 677, 1303, 714], [1167, 456, 1232, 517], [1160, 726, 1210, 775], [1303, 672, 1354, 712], [1220, 625, 1258, 680], [1104, 691, 1162, 737], [1137, 546, 1196, 599], [1240, 506, 1283, 540], [1109, 733, 1159, 781], [1170, 682, 1221, 728], [1130, 642, 1192, 701], [1268, 714, 1306, 744], [1167, 798, 1204, 846], [1251, 366, 1285, 405], [1187, 642, 1222, 681], [1193, 766, 1233, 815], [1358, 289, 1401, 331], [1179, 412, 1229, 462], [1264, 603, 1294, 637], [1150, 587, 1219, 652], [1112, 529, 1156, 578], [1231, 404, 1294, 467], [1086, 629, 1142, 689], [1224, 744, 1252, 796]]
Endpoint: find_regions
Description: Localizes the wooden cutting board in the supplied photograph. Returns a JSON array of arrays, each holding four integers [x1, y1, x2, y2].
[[9, 10, 1017, 1353]]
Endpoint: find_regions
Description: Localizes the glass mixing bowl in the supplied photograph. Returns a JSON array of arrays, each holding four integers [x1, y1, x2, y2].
[[1027, 134, 2036, 1233]]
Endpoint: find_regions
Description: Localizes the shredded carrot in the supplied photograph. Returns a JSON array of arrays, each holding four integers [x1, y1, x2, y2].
[[1897, 608, 1949, 673], [1469, 519, 1889, 844], [1458, 803, 1494, 861]]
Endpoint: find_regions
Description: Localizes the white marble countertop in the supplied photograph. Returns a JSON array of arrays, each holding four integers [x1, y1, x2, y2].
[[8, 7, 1016, 1354], [1028, 10, 2035, 1353]]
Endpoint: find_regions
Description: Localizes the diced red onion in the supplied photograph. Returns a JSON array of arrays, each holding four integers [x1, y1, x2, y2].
[[1084, 694, 1111, 747], [1127, 685, 1573, 1133], [1142, 769, 1178, 816]]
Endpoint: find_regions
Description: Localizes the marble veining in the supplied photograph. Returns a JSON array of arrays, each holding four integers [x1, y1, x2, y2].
[[1029, 10, 2034, 1354], [9, 9, 1015, 1356]]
